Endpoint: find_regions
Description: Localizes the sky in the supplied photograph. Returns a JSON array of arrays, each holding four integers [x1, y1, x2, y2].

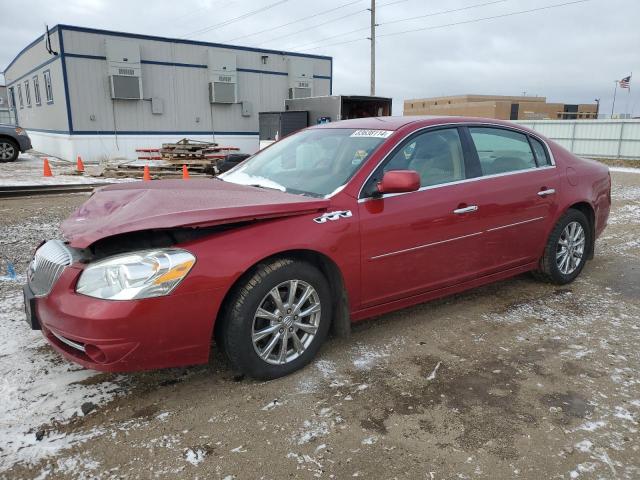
[[1, 0, 638, 116]]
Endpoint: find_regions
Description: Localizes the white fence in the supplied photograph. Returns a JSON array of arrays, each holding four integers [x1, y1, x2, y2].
[[515, 119, 640, 160]]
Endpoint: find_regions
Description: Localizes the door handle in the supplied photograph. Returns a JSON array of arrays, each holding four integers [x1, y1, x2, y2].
[[453, 205, 478, 214], [537, 188, 556, 197]]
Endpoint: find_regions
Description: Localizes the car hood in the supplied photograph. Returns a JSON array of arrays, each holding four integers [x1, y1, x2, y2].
[[62, 179, 329, 248]]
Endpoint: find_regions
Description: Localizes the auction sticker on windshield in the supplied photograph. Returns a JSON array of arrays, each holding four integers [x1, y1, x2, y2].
[[350, 130, 393, 138]]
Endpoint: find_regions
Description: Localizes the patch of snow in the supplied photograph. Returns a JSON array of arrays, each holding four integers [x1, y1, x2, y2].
[[609, 167, 640, 174], [426, 361, 442, 381], [184, 447, 207, 465], [294, 420, 329, 445], [0, 289, 126, 472], [361, 435, 378, 445]]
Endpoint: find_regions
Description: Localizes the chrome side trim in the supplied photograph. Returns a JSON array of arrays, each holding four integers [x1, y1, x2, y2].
[[357, 165, 557, 203], [356, 120, 557, 201], [371, 216, 545, 260], [370, 232, 482, 260], [51, 331, 85, 353], [485, 216, 545, 232]]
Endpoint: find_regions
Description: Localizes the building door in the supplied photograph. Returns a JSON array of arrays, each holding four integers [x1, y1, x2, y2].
[[510, 103, 519, 120]]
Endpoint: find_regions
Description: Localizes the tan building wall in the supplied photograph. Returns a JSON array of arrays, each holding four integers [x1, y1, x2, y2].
[[404, 95, 598, 120]]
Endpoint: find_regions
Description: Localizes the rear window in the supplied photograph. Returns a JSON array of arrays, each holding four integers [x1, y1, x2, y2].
[[530, 137, 552, 166], [469, 127, 537, 175]]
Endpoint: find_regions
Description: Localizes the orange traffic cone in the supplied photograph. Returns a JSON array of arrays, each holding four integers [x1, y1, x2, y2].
[[43, 158, 53, 177], [143, 165, 151, 181], [76, 155, 85, 173], [182, 164, 190, 180]]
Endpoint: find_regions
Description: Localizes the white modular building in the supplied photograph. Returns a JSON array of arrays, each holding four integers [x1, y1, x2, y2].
[[3, 25, 332, 161]]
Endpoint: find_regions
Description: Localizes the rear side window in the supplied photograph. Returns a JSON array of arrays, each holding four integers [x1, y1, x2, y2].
[[469, 127, 536, 175], [383, 128, 466, 187], [530, 137, 552, 166]]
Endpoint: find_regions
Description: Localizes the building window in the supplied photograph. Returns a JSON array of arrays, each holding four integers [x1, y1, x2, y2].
[[8, 87, 15, 108], [17, 84, 23, 108], [33, 75, 41, 106], [24, 80, 32, 107], [43, 70, 53, 103]]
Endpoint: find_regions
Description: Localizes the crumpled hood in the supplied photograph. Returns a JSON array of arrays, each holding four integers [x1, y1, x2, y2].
[[62, 179, 329, 248]]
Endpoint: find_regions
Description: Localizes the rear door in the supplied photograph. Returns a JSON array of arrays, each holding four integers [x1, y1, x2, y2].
[[464, 126, 560, 271]]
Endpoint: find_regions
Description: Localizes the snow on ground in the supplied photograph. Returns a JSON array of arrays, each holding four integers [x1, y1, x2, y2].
[[0, 281, 126, 471], [0, 217, 128, 473], [609, 167, 640, 174], [0, 153, 134, 186]]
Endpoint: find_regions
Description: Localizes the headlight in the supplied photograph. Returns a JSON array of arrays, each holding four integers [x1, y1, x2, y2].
[[76, 249, 195, 300], [15, 127, 26, 136]]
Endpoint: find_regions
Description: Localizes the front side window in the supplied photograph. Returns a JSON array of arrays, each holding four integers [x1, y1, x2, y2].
[[17, 84, 23, 108], [24, 80, 31, 107], [530, 137, 551, 166], [33, 75, 41, 106], [221, 128, 389, 197], [43, 70, 53, 103], [382, 128, 466, 187], [469, 127, 537, 175]]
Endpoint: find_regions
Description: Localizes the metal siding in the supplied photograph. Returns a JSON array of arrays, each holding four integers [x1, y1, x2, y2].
[[4, 32, 69, 131], [61, 29, 330, 135], [517, 120, 640, 159]]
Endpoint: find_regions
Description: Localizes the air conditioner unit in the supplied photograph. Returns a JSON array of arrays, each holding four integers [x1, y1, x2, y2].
[[106, 39, 143, 100], [208, 51, 237, 104], [288, 59, 313, 99]]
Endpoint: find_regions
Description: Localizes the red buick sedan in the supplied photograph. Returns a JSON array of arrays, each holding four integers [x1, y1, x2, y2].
[[24, 116, 611, 379]]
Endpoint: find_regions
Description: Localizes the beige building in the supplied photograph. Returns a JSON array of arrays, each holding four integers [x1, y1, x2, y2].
[[404, 94, 598, 120]]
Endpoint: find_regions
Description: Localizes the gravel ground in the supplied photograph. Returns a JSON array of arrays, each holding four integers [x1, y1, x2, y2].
[[0, 171, 638, 479]]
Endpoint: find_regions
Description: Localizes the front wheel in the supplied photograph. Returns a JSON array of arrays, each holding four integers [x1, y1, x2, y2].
[[218, 258, 332, 380], [534, 209, 591, 284]]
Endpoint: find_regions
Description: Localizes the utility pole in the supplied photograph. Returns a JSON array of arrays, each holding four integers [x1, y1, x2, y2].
[[369, 0, 376, 96], [611, 80, 618, 118]]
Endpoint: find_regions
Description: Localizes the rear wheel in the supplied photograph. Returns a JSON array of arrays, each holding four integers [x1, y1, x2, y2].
[[218, 258, 332, 380], [0, 139, 19, 162], [533, 209, 590, 284]]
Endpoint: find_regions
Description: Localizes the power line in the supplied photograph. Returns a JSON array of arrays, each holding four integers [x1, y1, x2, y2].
[[295, 0, 591, 51], [378, 0, 591, 38], [260, 0, 411, 46], [291, 0, 509, 51], [183, 0, 290, 38], [260, 5, 369, 44], [227, 0, 364, 42]]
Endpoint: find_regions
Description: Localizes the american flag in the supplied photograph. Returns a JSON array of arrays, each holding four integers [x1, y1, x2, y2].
[[619, 75, 631, 89]]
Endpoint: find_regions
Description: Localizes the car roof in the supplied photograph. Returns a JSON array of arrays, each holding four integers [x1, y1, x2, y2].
[[310, 115, 531, 132]]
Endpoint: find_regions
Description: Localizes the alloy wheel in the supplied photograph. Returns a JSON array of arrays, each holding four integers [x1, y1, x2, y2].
[[251, 279, 321, 365], [0, 142, 15, 161], [556, 221, 586, 275]]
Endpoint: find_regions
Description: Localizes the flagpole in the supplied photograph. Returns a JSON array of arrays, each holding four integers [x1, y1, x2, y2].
[[627, 72, 632, 118], [611, 80, 618, 118]]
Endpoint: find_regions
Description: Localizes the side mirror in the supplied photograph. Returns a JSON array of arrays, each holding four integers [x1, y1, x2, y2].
[[376, 170, 420, 195]]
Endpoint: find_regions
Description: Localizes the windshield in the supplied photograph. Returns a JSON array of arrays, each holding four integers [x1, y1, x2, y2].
[[220, 128, 391, 197]]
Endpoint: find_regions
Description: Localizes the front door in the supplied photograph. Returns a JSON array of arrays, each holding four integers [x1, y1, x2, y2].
[[358, 127, 487, 307]]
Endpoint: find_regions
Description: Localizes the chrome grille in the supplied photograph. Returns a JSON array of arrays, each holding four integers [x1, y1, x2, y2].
[[28, 240, 75, 297]]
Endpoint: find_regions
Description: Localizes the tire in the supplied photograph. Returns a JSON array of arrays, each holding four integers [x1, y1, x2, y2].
[[0, 139, 19, 162], [217, 258, 332, 380], [533, 209, 591, 285]]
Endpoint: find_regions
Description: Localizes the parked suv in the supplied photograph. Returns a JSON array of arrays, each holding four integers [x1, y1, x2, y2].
[[0, 125, 32, 162]]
